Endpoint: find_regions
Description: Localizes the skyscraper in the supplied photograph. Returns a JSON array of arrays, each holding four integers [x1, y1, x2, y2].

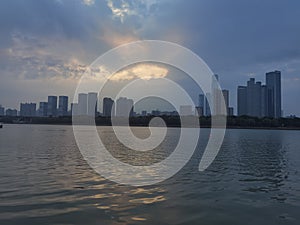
[[266, 71, 281, 118], [20, 103, 36, 117], [205, 93, 211, 116], [246, 78, 262, 117], [47, 96, 57, 117], [116, 97, 134, 117], [261, 85, 268, 117], [198, 94, 205, 108], [222, 90, 229, 109], [103, 97, 114, 117], [71, 103, 79, 116], [78, 93, 88, 115], [237, 86, 247, 116], [237, 71, 282, 118], [87, 92, 98, 117], [5, 109, 17, 117], [58, 96, 68, 116], [38, 102, 48, 117]]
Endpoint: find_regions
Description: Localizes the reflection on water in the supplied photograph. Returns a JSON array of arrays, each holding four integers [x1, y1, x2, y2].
[[0, 125, 299, 225]]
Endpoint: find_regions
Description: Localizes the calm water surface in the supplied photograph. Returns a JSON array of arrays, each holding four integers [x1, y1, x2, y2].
[[0, 124, 299, 225]]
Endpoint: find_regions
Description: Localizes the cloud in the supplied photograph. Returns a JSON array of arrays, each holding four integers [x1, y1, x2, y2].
[[2, 32, 89, 80], [109, 63, 168, 81], [99, 25, 140, 47], [82, 0, 95, 6]]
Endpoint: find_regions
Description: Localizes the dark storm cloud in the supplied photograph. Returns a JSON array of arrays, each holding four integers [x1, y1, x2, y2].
[[0, 0, 105, 45], [144, 0, 300, 70]]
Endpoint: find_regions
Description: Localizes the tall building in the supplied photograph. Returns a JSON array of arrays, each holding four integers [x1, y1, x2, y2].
[[222, 90, 229, 109], [237, 71, 282, 118], [71, 103, 79, 116], [58, 96, 68, 116], [237, 86, 247, 116], [246, 78, 262, 117], [38, 102, 48, 117], [78, 93, 88, 115], [205, 93, 211, 116], [87, 92, 98, 117], [266, 71, 282, 118], [0, 105, 4, 116], [5, 109, 17, 117], [261, 85, 268, 117], [20, 103, 36, 117], [222, 89, 232, 116], [103, 97, 114, 117], [116, 97, 134, 117], [197, 94, 205, 117], [47, 96, 57, 117], [198, 94, 205, 108], [212, 74, 221, 115], [195, 106, 204, 116]]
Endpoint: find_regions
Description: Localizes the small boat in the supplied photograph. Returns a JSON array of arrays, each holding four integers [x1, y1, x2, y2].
[[0, 123, 3, 128]]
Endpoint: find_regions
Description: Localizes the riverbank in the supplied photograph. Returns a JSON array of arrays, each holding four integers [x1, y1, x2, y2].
[[1, 115, 300, 130]]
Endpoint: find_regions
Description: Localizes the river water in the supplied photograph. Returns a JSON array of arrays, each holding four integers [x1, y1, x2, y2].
[[0, 124, 299, 225]]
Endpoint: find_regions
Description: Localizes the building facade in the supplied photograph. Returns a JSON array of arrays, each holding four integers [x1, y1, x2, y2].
[[87, 92, 98, 117], [47, 96, 57, 117], [266, 71, 281, 118], [58, 96, 68, 116], [20, 103, 36, 117], [237, 71, 282, 118], [103, 97, 114, 117], [116, 97, 134, 117], [78, 93, 88, 116], [38, 102, 48, 117], [5, 109, 18, 117]]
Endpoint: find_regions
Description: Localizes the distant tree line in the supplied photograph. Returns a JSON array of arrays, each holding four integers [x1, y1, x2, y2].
[[1, 115, 300, 129]]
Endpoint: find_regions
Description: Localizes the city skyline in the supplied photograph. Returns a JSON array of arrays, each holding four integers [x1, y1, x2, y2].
[[0, 1, 299, 116], [0, 70, 291, 118]]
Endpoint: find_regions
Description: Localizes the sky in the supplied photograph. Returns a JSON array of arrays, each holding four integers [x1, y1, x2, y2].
[[0, 0, 300, 116]]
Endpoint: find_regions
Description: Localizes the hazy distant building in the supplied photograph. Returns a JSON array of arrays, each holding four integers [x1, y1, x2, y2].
[[58, 96, 68, 116], [228, 107, 234, 116], [0, 105, 4, 116], [237, 86, 247, 116], [237, 71, 282, 118], [195, 106, 204, 116], [222, 90, 229, 109], [212, 74, 221, 115], [180, 105, 193, 116], [78, 93, 88, 116], [151, 110, 161, 116], [205, 93, 211, 116], [222, 89, 232, 116], [198, 94, 205, 108], [71, 103, 79, 116], [20, 103, 36, 117], [47, 96, 57, 117], [38, 102, 48, 117], [246, 78, 262, 117], [5, 108, 17, 117], [116, 97, 134, 117], [87, 92, 98, 117], [266, 71, 282, 118], [261, 85, 268, 117], [103, 97, 114, 117]]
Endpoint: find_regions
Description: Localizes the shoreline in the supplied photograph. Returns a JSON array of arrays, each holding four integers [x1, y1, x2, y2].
[[1, 122, 300, 131], [1, 115, 300, 131]]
